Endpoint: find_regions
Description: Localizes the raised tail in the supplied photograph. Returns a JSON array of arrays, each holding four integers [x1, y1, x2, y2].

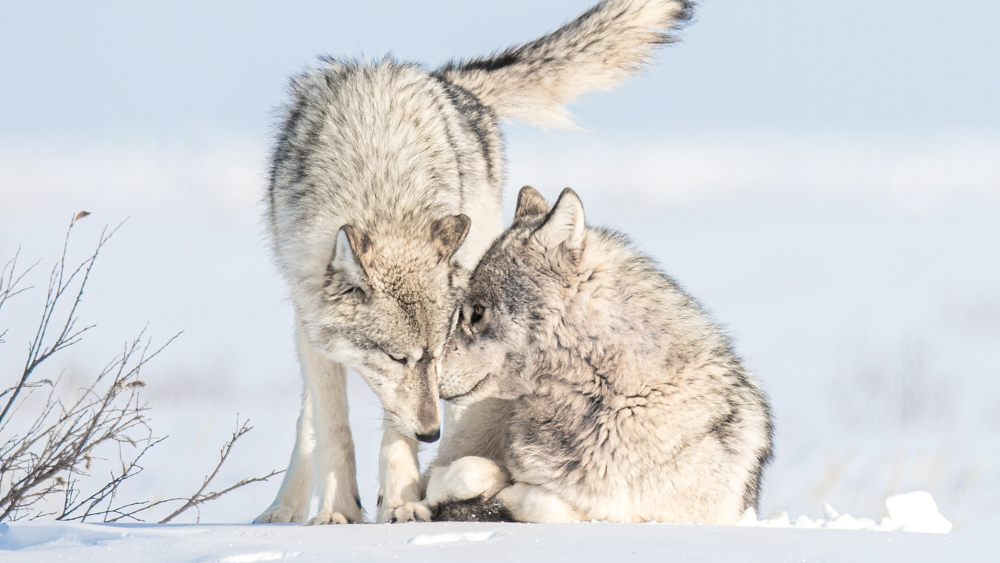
[[435, 0, 694, 128]]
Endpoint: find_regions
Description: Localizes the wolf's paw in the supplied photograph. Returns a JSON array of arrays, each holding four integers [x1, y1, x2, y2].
[[254, 505, 302, 524], [382, 502, 432, 523], [496, 483, 580, 523], [426, 457, 509, 506], [306, 510, 352, 525]]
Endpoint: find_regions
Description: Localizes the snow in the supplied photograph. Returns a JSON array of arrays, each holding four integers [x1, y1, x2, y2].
[[409, 531, 497, 545], [886, 492, 955, 534], [739, 491, 953, 533], [219, 552, 301, 562], [3, 491, 991, 562], [1, 517, 997, 563]]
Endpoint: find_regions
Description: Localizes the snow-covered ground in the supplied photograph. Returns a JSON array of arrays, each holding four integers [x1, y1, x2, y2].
[[0, 492, 993, 561], [2, 516, 996, 563]]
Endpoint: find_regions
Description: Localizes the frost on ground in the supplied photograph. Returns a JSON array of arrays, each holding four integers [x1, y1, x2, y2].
[[740, 491, 953, 533]]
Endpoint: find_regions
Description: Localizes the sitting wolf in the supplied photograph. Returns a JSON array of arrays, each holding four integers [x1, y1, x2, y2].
[[427, 187, 773, 524], [257, 1, 695, 524]]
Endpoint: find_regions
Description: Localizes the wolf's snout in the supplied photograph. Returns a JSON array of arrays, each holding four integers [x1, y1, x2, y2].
[[416, 428, 441, 443]]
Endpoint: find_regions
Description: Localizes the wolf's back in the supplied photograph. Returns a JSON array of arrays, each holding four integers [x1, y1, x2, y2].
[[435, 0, 693, 128]]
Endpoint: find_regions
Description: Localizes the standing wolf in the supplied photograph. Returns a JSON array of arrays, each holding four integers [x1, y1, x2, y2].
[[257, 0, 694, 524], [426, 187, 773, 524]]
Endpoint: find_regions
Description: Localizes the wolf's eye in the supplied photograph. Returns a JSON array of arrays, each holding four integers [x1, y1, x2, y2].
[[470, 305, 485, 325], [387, 353, 407, 365]]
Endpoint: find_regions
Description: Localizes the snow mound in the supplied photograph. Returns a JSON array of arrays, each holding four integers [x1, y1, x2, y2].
[[739, 491, 952, 533]]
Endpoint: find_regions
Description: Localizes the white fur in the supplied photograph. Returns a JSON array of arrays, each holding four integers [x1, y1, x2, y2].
[[437, 0, 692, 127], [425, 456, 509, 507], [496, 482, 582, 523]]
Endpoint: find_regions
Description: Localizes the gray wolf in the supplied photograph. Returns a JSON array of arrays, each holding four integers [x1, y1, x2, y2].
[[256, 0, 694, 525], [426, 187, 773, 524]]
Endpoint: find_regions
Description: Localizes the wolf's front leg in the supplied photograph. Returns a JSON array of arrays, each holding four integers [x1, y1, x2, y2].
[[298, 333, 362, 525], [254, 388, 315, 523], [376, 425, 429, 522]]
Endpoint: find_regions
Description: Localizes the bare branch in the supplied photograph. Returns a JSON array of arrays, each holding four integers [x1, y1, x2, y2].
[[57, 437, 166, 522], [157, 418, 283, 524], [0, 247, 40, 346], [1, 216, 281, 525], [97, 417, 283, 524], [0, 216, 153, 522], [0, 215, 125, 427]]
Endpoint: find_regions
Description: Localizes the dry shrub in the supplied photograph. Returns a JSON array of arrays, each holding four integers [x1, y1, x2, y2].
[[0, 213, 280, 523]]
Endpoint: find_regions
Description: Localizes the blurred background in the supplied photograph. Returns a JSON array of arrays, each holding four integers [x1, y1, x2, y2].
[[1, 0, 998, 531]]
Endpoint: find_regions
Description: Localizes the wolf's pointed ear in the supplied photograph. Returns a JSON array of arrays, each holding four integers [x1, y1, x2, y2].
[[532, 188, 586, 251], [430, 214, 472, 263], [331, 225, 375, 288], [514, 186, 550, 221]]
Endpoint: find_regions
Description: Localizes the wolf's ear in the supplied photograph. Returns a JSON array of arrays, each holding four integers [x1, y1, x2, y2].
[[514, 186, 550, 221], [430, 214, 472, 263], [532, 188, 586, 252], [331, 225, 375, 290]]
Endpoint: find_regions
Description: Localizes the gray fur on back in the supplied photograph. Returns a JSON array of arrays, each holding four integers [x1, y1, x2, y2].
[[268, 57, 504, 281], [436, 187, 774, 524]]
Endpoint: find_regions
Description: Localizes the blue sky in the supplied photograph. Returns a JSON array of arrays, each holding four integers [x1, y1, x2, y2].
[[2, 0, 998, 140]]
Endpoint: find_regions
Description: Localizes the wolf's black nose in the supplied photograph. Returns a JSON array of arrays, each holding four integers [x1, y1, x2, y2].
[[416, 429, 441, 443]]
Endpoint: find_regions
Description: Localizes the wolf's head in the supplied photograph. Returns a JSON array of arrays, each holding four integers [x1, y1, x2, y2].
[[440, 187, 588, 404], [299, 215, 471, 442]]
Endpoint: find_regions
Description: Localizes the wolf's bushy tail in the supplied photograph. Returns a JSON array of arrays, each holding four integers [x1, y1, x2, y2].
[[435, 0, 694, 128]]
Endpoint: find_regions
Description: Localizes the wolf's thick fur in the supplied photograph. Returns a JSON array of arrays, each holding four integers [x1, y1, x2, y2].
[[438, 0, 693, 127], [427, 187, 773, 524], [257, 0, 694, 525]]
